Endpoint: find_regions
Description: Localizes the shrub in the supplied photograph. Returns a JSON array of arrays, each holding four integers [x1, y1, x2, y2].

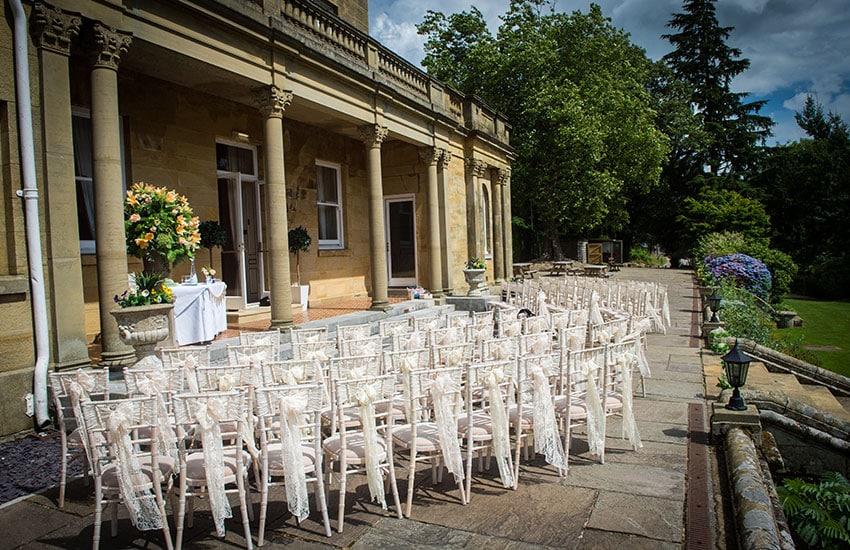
[[629, 246, 652, 264], [716, 283, 773, 345], [778, 472, 850, 549], [796, 253, 850, 300], [704, 253, 772, 299]]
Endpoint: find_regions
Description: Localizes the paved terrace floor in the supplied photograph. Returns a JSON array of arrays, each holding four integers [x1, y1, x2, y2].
[[3, 267, 716, 549]]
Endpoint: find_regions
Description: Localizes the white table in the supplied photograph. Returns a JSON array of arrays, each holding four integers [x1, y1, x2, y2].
[[171, 281, 228, 345]]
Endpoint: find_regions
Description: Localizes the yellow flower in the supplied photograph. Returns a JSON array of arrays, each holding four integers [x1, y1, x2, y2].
[[165, 191, 177, 203], [144, 232, 154, 241], [135, 238, 149, 249]]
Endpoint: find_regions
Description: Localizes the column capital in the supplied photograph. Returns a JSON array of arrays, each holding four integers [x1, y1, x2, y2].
[[254, 85, 293, 119], [31, 3, 81, 56], [90, 23, 132, 70], [438, 148, 452, 170], [359, 124, 388, 147], [465, 157, 487, 178], [419, 146, 441, 166], [496, 167, 511, 186]]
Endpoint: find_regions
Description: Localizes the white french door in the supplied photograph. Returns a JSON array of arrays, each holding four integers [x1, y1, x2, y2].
[[218, 171, 265, 309], [385, 195, 418, 287]]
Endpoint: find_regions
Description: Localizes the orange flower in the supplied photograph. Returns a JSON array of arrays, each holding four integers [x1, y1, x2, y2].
[[135, 238, 149, 249], [129, 213, 141, 222]]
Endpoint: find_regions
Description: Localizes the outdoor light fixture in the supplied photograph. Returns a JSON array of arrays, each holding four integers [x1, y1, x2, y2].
[[707, 290, 721, 323], [232, 130, 250, 142], [722, 339, 752, 411]]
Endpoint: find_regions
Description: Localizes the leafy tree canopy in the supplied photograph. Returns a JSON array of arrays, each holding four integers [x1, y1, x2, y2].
[[418, 1, 669, 255]]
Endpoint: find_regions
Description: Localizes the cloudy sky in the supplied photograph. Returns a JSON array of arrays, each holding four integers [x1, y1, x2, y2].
[[369, 0, 850, 144]]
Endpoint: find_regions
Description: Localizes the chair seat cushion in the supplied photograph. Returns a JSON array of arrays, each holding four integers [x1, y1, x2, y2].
[[457, 411, 493, 441], [101, 455, 176, 489], [508, 404, 533, 430], [323, 433, 387, 464], [184, 448, 251, 483], [392, 422, 443, 452], [264, 442, 318, 475]]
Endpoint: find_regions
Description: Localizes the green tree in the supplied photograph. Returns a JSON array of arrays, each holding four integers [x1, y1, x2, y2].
[[677, 187, 771, 245], [757, 97, 850, 297], [419, 1, 668, 257], [662, 0, 773, 178]]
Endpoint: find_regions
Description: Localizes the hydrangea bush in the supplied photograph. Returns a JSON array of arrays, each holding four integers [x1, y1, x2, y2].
[[703, 253, 772, 299]]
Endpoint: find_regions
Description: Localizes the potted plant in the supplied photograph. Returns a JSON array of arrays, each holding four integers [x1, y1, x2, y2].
[[111, 272, 174, 369], [463, 256, 487, 296], [124, 182, 201, 276], [288, 226, 312, 310], [199, 220, 228, 271]]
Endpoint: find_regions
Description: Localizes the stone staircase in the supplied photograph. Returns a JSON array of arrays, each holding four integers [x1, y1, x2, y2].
[[705, 359, 850, 422]]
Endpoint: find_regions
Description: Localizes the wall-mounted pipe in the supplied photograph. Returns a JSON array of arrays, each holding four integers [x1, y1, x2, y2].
[[10, 0, 51, 429]]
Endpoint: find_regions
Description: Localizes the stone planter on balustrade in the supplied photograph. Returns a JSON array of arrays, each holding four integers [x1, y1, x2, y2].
[[110, 303, 173, 370]]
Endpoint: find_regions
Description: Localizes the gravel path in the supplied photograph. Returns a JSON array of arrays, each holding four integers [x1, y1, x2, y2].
[[0, 434, 84, 505]]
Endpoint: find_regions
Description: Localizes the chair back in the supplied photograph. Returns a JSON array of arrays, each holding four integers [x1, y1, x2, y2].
[[260, 359, 324, 387], [391, 330, 427, 351], [481, 336, 518, 361], [239, 328, 280, 348], [378, 317, 412, 337], [227, 342, 277, 366], [336, 323, 372, 343], [289, 326, 328, 344], [338, 334, 383, 357], [432, 342, 474, 368]]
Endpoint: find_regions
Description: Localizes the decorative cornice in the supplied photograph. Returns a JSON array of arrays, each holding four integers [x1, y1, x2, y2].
[[359, 124, 388, 147], [90, 23, 132, 70], [465, 158, 487, 178], [254, 85, 293, 119], [31, 3, 81, 56]]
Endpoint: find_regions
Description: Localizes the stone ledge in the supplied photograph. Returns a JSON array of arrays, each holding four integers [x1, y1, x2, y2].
[[0, 276, 28, 297]]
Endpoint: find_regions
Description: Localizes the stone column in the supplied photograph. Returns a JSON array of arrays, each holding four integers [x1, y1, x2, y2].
[[90, 23, 133, 367], [420, 147, 443, 297], [498, 168, 514, 277], [360, 124, 390, 311], [255, 85, 294, 327], [438, 150, 454, 295], [465, 158, 486, 260], [31, 4, 90, 369], [491, 167, 505, 282]]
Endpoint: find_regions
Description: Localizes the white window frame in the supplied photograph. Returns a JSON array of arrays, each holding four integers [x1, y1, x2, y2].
[[316, 160, 344, 249]]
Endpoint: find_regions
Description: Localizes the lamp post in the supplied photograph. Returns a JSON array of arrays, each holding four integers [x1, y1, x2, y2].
[[707, 290, 721, 323], [722, 339, 752, 411]]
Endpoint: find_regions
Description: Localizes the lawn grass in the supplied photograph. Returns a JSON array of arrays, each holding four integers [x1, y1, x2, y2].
[[772, 298, 850, 377]]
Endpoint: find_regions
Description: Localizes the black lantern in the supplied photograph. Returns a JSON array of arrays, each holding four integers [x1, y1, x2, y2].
[[722, 339, 752, 411], [707, 290, 722, 323]]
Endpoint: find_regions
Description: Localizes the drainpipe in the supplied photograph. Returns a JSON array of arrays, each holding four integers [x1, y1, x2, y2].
[[10, 0, 51, 429]]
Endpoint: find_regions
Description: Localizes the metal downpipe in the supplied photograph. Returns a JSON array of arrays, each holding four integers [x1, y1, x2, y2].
[[10, 0, 52, 429]]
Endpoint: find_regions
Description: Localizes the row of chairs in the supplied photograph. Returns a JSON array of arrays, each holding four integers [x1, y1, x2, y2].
[[49, 330, 645, 549]]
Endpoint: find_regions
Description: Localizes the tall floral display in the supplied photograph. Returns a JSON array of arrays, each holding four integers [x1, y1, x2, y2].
[[124, 182, 201, 275]]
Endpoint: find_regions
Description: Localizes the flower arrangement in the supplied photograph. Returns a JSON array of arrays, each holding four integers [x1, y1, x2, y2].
[[124, 182, 201, 269], [465, 256, 486, 270], [201, 266, 216, 280], [703, 253, 772, 299], [114, 272, 173, 308]]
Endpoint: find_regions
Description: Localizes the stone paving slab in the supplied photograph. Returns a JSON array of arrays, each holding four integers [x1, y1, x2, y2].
[[563, 461, 684, 501], [586, 492, 683, 542], [576, 528, 681, 550]]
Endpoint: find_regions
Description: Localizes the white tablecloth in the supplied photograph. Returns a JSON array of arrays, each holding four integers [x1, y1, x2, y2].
[[171, 281, 228, 345]]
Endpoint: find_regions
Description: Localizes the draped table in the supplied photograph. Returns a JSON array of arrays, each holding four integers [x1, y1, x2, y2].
[[171, 281, 228, 345]]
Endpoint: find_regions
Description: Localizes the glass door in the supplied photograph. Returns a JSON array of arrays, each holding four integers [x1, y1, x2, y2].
[[217, 173, 264, 309], [385, 195, 417, 287]]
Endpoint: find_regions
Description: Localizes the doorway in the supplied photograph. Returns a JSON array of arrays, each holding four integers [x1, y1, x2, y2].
[[385, 195, 417, 287], [217, 172, 265, 310]]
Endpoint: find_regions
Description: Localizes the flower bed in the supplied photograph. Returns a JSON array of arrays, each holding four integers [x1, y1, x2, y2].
[[703, 253, 772, 299]]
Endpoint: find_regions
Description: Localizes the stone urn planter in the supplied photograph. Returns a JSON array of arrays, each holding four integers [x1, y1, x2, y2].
[[111, 303, 173, 369], [463, 268, 487, 296]]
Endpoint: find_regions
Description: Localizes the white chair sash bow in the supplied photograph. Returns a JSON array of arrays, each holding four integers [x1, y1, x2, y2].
[[484, 368, 514, 488], [278, 395, 310, 521], [69, 369, 96, 426], [353, 382, 387, 509], [106, 401, 163, 531], [193, 398, 232, 536], [579, 360, 606, 456], [430, 374, 464, 482], [136, 371, 179, 470], [529, 365, 568, 470], [493, 340, 514, 360], [617, 354, 643, 449]]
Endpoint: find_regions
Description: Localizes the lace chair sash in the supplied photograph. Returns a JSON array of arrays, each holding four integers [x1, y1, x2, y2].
[[105, 401, 163, 531], [579, 361, 606, 457], [484, 368, 514, 488], [430, 374, 464, 482], [617, 354, 643, 449], [135, 371, 179, 470], [193, 398, 232, 536], [529, 365, 567, 470], [353, 382, 387, 509], [277, 395, 311, 521], [69, 369, 97, 428]]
